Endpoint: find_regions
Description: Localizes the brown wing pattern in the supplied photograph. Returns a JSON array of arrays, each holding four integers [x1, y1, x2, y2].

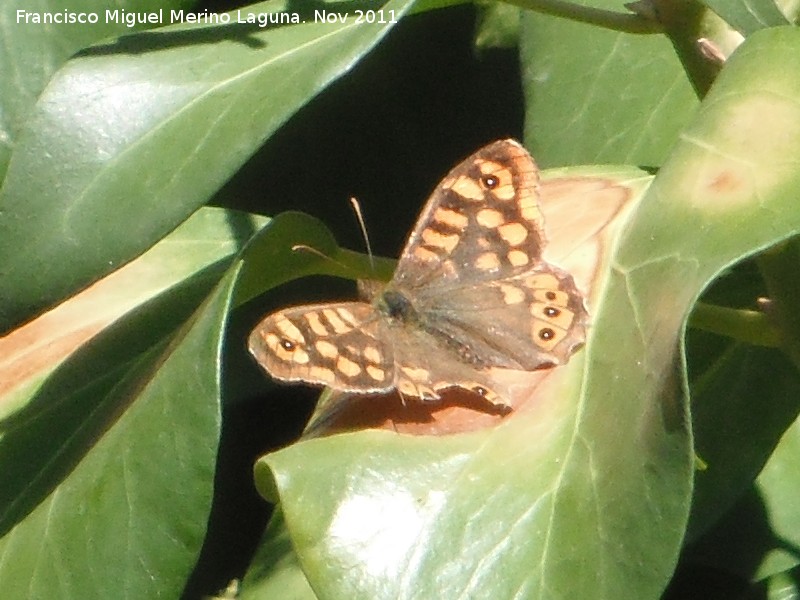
[[392, 139, 545, 289], [248, 302, 394, 393], [409, 264, 587, 371]]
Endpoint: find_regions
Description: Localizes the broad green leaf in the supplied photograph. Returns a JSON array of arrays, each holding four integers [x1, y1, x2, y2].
[[474, 2, 521, 50], [687, 342, 800, 540], [700, 0, 790, 35], [0, 207, 265, 422], [615, 21, 800, 582], [235, 211, 394, 310], [756, 417, 800, 578], [680, 412, 800, 589], [0, 207, 266, 597], [763, 567, 800, 600], [239, 508, 317, 600], [520, 0, 698, 168], [0, 0, 414, 333], [0, 0, 188, 177]]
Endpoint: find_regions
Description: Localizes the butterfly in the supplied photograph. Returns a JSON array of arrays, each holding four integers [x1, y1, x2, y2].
[[248, 139, 587, 412]]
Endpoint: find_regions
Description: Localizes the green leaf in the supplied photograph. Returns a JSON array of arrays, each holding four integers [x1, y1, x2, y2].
[[618, 20, 800, 573], [681, 413, 800, 587], [0, 207, 266, 597], [700, 0, 790, 35], [0, 207, 266, 421], [755, 418, 800, 577], [688, 342, 800, 540], [763, 567, 800, 599], [235, 211, 394, 310], [0, 0, 414, 333], [239, 508, 317, 600], [520, 0, 698, 167], [474, 2, 521, 50], [0, 0, 186, 177]]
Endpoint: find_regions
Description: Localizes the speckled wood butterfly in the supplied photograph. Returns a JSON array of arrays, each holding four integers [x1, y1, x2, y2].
[[249, 139, 587, 411]]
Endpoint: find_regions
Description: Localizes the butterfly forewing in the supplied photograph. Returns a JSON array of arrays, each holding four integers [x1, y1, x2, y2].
[[392, 139, 546, 290], [248, 302, 395, 393]]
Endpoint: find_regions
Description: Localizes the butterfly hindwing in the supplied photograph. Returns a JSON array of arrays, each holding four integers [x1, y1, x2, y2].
[[407, 264, 587, 372], [248, 302, 395, 392]]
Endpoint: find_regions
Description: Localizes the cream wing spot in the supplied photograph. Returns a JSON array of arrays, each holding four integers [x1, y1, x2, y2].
[[275, 316, 305, 344], [491, 183, 516, 201], [532, 320, 566, 351], [413, 245, 440, 262], [421, 227, 459, 253], [336, 356, 362, 378], [499, 283, 526, 305], [363, 345, 383, 365], [477, 160, 497, 174], [366, 365, 386, 382], [322, 308, 350, 334], [533, 289, 569, 306], [526, 273, 560, 289], [507, 249, 530, 267], [478, 161, 515, 200], [476, 208, 505, 228], [533, 303, 575, 329], [334, 307, 361, 328], [433, 207, 468, 229], [292, 349, 310, 365], [266, 332, 294, 361], [450, 175, 485, 201], [305, 312, 329, 336], [497, 222, 528, 246], [309, 366, 336, 382], [398, 380, 417, 396], [315, 339, 338, 359], [463, 382, 505, 407], [475, 252, 501, 271], [520, 197, 543, 223]]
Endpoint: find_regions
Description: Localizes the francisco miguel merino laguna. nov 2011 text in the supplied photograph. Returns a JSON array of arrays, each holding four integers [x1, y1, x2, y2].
[[15, 8, 400, 28]]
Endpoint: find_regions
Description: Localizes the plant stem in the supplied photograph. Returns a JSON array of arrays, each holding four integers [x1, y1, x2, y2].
[[500, 0, 662, 34], [757, 240, 800, 369], [689, 302, 781, 348]]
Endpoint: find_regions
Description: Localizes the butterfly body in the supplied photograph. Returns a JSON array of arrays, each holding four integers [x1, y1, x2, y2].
[[249, 140, 587, 411]]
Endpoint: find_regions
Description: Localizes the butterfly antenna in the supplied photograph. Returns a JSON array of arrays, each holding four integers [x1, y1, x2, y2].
[[350, 197, 375, 273], [291, 244, 355, 276]]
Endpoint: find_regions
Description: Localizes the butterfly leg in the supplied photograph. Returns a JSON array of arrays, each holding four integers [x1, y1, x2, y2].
[[396, 387, 408, 408], [397, 380, 441, 403], [396, 368, 442, 403]]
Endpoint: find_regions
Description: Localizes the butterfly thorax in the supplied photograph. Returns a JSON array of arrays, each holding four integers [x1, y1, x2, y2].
[[359, 280, 418, 324], [376, 285, 488, 368], [378, 288, 419, 324]]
